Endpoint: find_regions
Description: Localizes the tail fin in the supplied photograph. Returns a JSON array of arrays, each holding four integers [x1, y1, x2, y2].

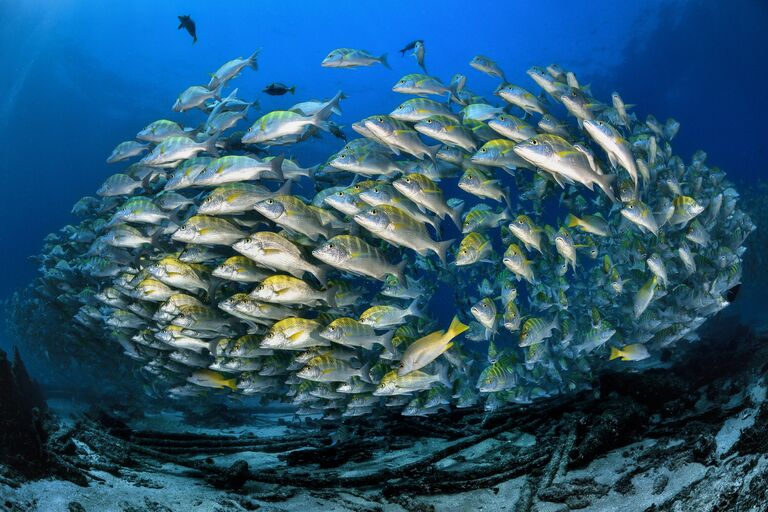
[[425, 143, 441, 162], [224, 377, 237, 391], [317, 90, 344, 122], [609, 346, 622, 361], [208, 339, 220, 357], [595, 173, 617, 203], [406, 299, 427, 320], [273, 178, 292, 197], [379, 53, 390, 69], [193, 36, 197, 44], [446, 315, 469, 340], [448, 201, 465, 231], [310, 264, 327, 287], [378, 329, 396, 354], [502, 186, 512, 210], [204, 134, 220, 158], [565, 213, 580, 228], [436, 363, 452, 388], [392, 259, 407, 283], [325, 285, 338, 308], [433, 238, 455, 266], [358, 361, 373, 384], [269, 155, 285, 180], [211, 81, 225, 101], [247, 49, 262, 70], [289, 86, 296, 94]]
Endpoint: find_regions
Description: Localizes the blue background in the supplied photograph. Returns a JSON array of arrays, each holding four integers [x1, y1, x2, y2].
[[0, 0, 766, 297]]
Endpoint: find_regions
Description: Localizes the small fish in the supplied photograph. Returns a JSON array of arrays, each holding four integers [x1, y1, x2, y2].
[[322, 48, 390, 69], [470, 55, 506, 81], [609, 344, 650, 362], [263, 83, 296, 96], [177, 15, 197, 43], [399, 40, 423, 56]]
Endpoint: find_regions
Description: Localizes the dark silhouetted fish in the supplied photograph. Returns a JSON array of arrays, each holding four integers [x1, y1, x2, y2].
[[263, 83, 296, 96], [399, 40, 423, 56], [178, 15, 197, 44]]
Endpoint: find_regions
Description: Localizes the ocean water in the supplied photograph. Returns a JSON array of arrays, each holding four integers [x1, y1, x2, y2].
[[1, 1, 768, 509]]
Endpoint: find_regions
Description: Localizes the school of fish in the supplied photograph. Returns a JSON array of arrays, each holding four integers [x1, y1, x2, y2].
[[31, 46, 754, 418]]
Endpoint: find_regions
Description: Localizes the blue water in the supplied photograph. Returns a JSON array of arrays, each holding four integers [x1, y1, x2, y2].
[[0, 0, 766, 299]]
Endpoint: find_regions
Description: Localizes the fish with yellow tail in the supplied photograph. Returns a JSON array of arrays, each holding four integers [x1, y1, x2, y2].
[[609, 344, 650, 362], [397, 316, 469, 375]]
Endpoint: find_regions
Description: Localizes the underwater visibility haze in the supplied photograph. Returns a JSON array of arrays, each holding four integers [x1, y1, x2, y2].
[[1, 1, 768, 511]]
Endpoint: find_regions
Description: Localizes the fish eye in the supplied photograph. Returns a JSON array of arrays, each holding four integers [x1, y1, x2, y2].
[[336, 191, 344, 196], [399, 80, 405, 84], [266, 199, 274, 204], [373, 187, 380, 192], [398, 106, 404, 110], [481, 148, 487, 152], [405, 178, 411, 183], [247, 127, 252, 132], [377, 117, 384, 122], [328, 243, 334, 249], [340, 153, 347, 158], [426, 119, 432, 124], [531, 139, 538, 145], [371, 209, 378, 214]]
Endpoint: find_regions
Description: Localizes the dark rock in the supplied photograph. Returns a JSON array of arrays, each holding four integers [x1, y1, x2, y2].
[[67, 502, 86, 512], [653, 474, 669, 494], [208, 459, 249, 490], [569, 398, 648, 467], [614, 472, 635, 495], [691, 434, 715, 464]]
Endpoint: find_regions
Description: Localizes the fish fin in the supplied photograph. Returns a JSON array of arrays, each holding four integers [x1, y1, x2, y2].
[[379, 329, 396, 354], [204, 133, 221, 158], [379, 53, 391, 69], [502, 186, 512, 210], [609, 346, 623, 361], [224, 378, 238, 391], [565, 213, 580, 228], [269, 155, 286, 180], [447, 315, 470, 339], [448, 201, 465, 230], [325, 285, 337, 308], [426, 143, 441, 162], [393, 259, 407, 283], [594, 173, 617, 203], [434, 238, 455, 265], [437, 363, 452, 388], [208, 339, 220, 358], [247, 49, 262, 70], [358, 362, 373, 383], [310, 267, 328, 288], [289, 86, 296, 94], [406, 298, 427, 320]]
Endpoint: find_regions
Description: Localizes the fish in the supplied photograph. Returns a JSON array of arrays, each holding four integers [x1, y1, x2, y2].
[[263, 83, 296, 96], [353, 204, 453, 264], [455, 232, 493, 266], [470, 55, 506, 81], [208, 50, 260, 89], [322, 48, 389, 69], [513, 134, 616, 201], [142, 136, 219, 166], [609, 344, 650, 362], [359, 299, 425, 329], [399, 40, 423, 56], [312, 235, 406, 282], [106, 141, 150, 163], [177, 15, 197, 43]]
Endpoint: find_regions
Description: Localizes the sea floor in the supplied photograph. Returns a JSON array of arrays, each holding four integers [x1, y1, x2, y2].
[[2, 321, 768, 512]]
